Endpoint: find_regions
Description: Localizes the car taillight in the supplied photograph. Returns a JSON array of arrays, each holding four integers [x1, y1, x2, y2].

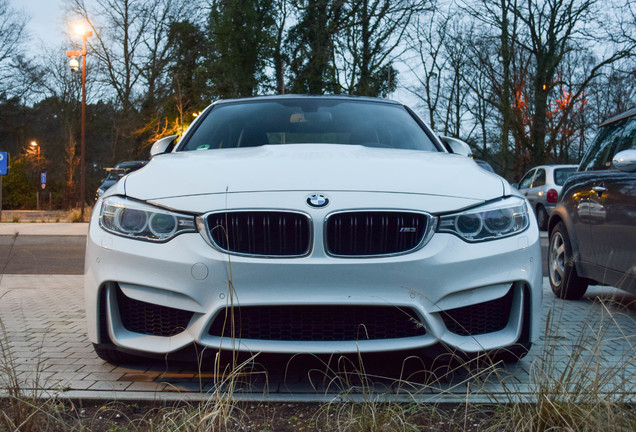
[[547, 189, 558, 203]]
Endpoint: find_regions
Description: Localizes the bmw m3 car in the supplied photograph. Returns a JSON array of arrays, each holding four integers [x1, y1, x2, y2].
[[85, 95, 542, 364]]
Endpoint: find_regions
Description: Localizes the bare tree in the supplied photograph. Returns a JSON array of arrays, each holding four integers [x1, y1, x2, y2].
[[66, 0, 192, 161], [139, 0, 190, 112], [0, 0, 28, 96], [407, 9, 449, 131], [337, 0, 426, 96], [67, 0, 147, 115], [461, 0, 527, 177], [439, 20, 473, 137], [514, 0, 635, 165]]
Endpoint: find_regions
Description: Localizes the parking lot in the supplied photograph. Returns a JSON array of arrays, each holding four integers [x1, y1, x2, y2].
[[1, 224, 635, 403]]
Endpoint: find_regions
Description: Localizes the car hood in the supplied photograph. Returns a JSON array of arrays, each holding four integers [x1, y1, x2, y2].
[[122, 144, 505, 201]]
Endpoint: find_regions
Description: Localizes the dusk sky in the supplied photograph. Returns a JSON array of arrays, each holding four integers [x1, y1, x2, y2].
[[12, 0, 66, 50]]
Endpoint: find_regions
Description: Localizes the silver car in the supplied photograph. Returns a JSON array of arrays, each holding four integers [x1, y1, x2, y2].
[[516, 164, 577, 230]]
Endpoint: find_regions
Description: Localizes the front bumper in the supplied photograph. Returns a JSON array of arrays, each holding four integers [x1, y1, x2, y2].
[[85, 196, 542, 356]]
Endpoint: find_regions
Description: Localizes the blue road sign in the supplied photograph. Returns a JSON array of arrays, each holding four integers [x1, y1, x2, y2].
[[0, 152, 8, 175], [41, 172, 47, 184]]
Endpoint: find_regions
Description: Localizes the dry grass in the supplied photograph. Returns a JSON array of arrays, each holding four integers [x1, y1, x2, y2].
[[1, 298, 634, 431], [66, 207, 92, 223], [485, 294, 636, 431], [0, 318, 70, 432]]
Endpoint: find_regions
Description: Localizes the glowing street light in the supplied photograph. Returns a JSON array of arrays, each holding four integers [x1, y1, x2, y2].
[[74, 24, 89, 36], [30, 141, 40, 170], [66, 22, 92, 219]]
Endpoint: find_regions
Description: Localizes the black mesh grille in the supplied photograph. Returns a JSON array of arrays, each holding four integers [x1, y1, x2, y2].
[[207, 211, 310, 256], [441, 288, 514, 336], [326, 211, 429, 256], [208, 305, 426, 341], [116, 287, 194, 337]]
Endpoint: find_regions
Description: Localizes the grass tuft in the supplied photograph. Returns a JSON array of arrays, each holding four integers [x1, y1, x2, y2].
[[486, 294, 636, 431]]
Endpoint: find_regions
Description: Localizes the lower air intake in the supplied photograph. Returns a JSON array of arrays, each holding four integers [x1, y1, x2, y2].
[[208, 305, 426, 341], [116, 286, 193, 337], [440, 288, 514, 336]]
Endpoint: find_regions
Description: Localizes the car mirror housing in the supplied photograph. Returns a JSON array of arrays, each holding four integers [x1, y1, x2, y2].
[[613, 149, 636, 173], [150, 135, 179, 159], [440, 136, 472, 158]]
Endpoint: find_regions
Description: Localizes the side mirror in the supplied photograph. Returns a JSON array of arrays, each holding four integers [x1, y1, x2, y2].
[[440, 136, 472, 158], [150, 135, 179, 159], [612, 149, 636, 172]]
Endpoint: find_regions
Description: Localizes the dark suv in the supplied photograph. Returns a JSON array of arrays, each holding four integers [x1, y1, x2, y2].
[[95, 160, 147, 200], [548, 108, 636, 299]]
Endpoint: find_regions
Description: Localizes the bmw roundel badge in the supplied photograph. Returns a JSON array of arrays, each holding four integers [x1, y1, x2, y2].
[[306, 193, 330, 208]]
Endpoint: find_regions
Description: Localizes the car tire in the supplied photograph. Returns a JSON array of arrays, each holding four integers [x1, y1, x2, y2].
[[548, 222, 588, 300], [93, 343, 145, 365], [536, 205, 548, 231]]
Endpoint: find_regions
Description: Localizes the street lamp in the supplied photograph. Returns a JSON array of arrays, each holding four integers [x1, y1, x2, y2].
[[66, 23, 92, 220], [30, 140, 43, 209], [30, 141, 40, 171]]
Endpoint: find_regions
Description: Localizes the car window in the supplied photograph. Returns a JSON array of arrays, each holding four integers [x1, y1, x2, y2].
[[579, 118, 626, 171], [518, 170, 535, 189], [614, 115, 636, 153], [532, 169, 546, 187], [105, 169, 126, 180], [179, 99, 439, 152], [553, 167, 576, 185]]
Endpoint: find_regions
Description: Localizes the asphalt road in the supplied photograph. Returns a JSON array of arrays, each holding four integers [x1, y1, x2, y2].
[[0, 232, 551, 276], [0, 235, 86, 274]]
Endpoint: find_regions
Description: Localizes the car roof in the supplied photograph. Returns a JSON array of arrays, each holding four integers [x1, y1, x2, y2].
[[530, 164, 578, 170], [114, 160, 147, 168], [599, 107, 636, 127], [211, 94, 404, 107]]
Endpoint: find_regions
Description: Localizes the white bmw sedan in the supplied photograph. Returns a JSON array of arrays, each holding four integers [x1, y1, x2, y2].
[[85, 95, 542, 364]]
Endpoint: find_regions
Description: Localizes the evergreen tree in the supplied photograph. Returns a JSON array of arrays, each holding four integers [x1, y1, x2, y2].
[[207, 0, 276, 98], [287, 0, 350, 94]]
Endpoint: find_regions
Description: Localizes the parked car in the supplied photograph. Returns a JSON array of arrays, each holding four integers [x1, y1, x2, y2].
[[439, 136, 496, 173], [475, 159, 496, 173], [95, 161, 148, 199], [548, 108, 636, 300], [516, 164, 577, 230], [86, 95, 542, 365]]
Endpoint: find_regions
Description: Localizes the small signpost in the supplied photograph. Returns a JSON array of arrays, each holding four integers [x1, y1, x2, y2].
[[0, 151, 8, 221], [37, 172, 49, 210]]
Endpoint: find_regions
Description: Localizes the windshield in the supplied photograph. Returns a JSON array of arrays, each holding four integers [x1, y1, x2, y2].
[[179, 99, 439, 152], [554, 167, 576, 185], [105, 169, 127, 181]]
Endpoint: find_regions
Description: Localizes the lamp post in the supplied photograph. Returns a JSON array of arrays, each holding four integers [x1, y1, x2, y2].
[[30, 141, 40, 171], [67, 24, 92, 220], [30, 141, 42, 209]]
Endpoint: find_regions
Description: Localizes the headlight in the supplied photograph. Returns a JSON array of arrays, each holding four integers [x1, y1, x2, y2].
[[99, 196, 196, 242], [437, 198, 529, 242]]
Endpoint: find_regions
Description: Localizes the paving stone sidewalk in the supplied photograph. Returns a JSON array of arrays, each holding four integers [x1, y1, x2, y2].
[[1, 274, 634, 403], [0, 223, 88, 236]]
